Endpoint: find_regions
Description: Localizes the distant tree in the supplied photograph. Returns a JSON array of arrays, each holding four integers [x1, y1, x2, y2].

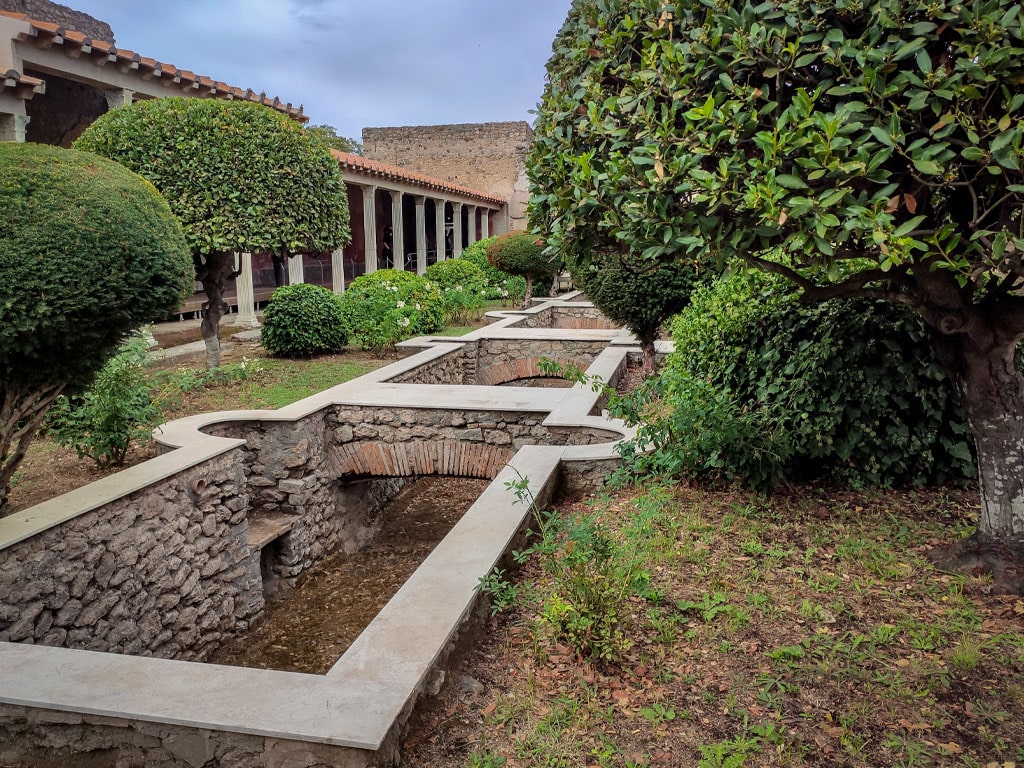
[[305, 124, 363, 155], [529, 0, 1024, 581], [0, 143, 192, 512], [486, 231, 557, 308], [76, 98, 351, 368]]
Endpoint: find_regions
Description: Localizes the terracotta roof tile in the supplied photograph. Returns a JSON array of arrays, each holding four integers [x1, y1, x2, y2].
[[0, 10, 306, 122], [1, 67, 44, 97], [331, 150, 505, 206]]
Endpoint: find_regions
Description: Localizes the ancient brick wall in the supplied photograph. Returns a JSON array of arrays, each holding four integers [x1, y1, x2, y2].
[[0, 0, 114, 41], [362, 122, 533, 230]]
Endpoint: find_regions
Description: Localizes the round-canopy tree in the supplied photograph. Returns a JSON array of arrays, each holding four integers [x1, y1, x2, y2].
[[76, 97, 351, 368], [486, 231, 557, 307], [0, 143, 193, 513], [530, 0, 1024, 580]]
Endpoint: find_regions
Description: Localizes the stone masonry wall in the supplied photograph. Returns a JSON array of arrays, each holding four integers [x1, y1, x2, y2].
[[0, 0, 115, 40], [0, 452, 262, 661], [362, 122, 533, 229]]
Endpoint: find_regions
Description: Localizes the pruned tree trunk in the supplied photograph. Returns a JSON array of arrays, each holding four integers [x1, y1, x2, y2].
[[927, 328, 1024, 592], [640, 338, 656, 377], [196, 251, 240, 370], [522, 274, 534, 310], [0, 381, 66, 515]]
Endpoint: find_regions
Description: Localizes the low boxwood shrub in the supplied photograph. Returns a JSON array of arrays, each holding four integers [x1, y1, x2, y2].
[[339, 269, 444, 354], [618, 270, 976, 489], [424, 259, 486, 323], [260, 283, 349, 358], [487, 231, 557, 306]]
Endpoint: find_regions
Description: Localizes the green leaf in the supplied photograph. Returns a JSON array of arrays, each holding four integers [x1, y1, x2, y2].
[[912, 158, 942, 176], [775, 174, 809, 190]]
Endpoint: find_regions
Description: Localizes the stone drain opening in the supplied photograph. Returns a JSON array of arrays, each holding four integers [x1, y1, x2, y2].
[[210, 475, 490, 674]]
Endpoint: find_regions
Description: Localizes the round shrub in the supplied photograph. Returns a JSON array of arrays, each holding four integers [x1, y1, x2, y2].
[[424, 259, 486, 323], [0, 142, 193, 509], [261, 283, 349, 358], [627, 270, 976, 489], [339, 269, 445, 354]]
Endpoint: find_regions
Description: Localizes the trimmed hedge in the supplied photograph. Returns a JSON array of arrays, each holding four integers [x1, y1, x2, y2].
[[261, 283, 349, 358], [621, 270, 976, 489], [339, 269, 445, 354]]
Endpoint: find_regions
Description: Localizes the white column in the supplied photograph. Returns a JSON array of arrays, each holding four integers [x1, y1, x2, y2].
[[481, 209, 490, 239], [331, 248, 345, 294], [287, 253, 304, 284], [0, 114, 30, 142], [466, 205, 478, 246], [390, 190, 404, 270], [104, 87, 134, 110], [234, 252, 260, 328], [434, 198, 447, 262], [362, 185, 377, 274], [414, 195, 427, 275], [452, 202, 464, 259]]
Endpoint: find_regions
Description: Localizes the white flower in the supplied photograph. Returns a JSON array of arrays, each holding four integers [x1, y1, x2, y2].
[[396, 300, 405, 308], [389, 285, 398, 292], [415, 303, 421, 310], [398, 317, 411, 327], [455, 284, 462, 291]]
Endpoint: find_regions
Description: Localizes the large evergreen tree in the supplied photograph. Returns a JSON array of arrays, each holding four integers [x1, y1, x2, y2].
[[530, 0, 1024, 582]]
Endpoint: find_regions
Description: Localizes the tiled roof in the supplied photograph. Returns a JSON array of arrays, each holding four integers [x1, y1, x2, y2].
[[332, 150, 505, 206], [1, 67, 44, 98], [0, 11, 305, 121]]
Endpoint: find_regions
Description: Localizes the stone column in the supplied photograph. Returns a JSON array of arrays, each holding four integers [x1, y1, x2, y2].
[[414, 195, 427, 275], [481, 209, 490, 239], [434, 198, 447, 262], [452, 202, 464, 259], [390, 190, 405, 270], [103, 87, 134, 110], [466, 205, 478, 246], [331, 248, 345, 294], [287, 253, 304, 285], [362, 185, 378, 274], [234, 252, 260, 328], [0, 113, 30, 142]]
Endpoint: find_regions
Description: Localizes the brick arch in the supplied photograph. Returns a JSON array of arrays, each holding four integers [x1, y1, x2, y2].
[[330, 440, 513, 479], [476, 356, 582, 386]]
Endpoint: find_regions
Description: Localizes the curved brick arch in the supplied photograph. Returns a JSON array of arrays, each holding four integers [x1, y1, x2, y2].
[[476, 356, 582, 386], [330, 440, 514, 479]]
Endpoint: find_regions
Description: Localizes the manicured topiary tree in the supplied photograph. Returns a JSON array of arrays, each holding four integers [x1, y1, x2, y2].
[[573, 251, 711, 375], [0, 143, 192, 512], [530, 0, 1024, 583], [486, 231, 556, 308], [76, 97, 350, 369], [261, 283, 350, 358]]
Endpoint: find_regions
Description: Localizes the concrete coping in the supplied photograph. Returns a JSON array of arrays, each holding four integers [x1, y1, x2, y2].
[[0, 294, 642, 756]]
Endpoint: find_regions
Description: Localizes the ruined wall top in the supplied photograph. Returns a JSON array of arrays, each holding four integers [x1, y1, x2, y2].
[[0, 0, 114, 42]]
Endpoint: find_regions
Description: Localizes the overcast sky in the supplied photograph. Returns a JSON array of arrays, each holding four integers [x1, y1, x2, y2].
[[69, 1, 574, 141]]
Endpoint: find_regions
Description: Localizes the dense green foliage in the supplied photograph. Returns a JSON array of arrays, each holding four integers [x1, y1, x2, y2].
[[487, 231, 557, 304], [620, 271, 976, 489], [0, 144, 192, 387], [461, 239, 527, 304], [260, 283, 350, 358], [339, 269, 445, 354], [48, 336, 161, 468], [424, 259, 486, 323], [531, 0, 1024, 546], [0, 143, 192, 509], [573, 251, 711, 364], [75, 98, 350, 257]]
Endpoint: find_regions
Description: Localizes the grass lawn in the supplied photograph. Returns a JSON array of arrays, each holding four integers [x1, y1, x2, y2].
[[404, 482, 1024, 768]]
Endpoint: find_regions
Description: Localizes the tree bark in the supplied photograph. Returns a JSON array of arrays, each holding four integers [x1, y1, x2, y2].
[[0, 381, 66, 515], [926, 325, 1024, 591], [196, 251, 240, 370], [521, 274, 534, 310]]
